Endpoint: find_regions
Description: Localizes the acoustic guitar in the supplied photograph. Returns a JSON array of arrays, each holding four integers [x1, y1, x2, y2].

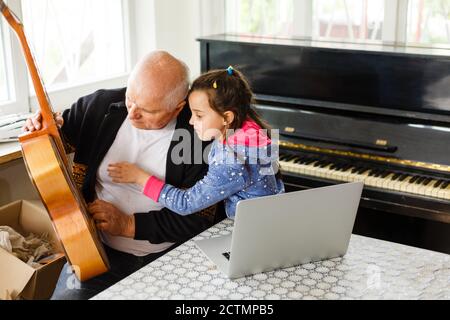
[[0, 1, 109, 281]]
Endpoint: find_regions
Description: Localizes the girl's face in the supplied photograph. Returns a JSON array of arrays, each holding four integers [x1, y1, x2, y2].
[[189, 90, 227, 141]]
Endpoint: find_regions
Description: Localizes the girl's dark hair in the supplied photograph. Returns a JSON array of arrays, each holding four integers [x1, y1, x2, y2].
[[190, 68, 282, 180], [189, 67, 272, 137]]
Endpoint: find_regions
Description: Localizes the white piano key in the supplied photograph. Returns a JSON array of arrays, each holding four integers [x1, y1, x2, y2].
[[279, 155, 446, 200]]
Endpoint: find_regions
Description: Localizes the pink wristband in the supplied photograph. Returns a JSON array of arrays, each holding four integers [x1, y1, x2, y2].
[[143, 176, 165, 202]]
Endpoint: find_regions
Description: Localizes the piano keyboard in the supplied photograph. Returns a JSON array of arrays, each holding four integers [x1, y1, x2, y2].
[[279, 154, 450, 200]]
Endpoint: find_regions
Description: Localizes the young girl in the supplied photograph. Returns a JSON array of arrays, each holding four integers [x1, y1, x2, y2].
[[108, 66, 284, 219]]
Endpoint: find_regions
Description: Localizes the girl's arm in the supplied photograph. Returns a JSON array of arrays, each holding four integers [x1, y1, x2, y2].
[[108, 162, 151, 187], [144, 163, 248, 216]]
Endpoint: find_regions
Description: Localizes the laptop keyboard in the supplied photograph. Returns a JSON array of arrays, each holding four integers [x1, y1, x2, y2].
[[222, 252, 231, 260]]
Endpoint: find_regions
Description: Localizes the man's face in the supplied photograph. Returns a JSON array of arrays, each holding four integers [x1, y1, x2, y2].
[[125, 88, 184, 130]]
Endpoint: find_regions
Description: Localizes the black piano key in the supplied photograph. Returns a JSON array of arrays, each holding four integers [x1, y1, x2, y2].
[[284, 155, 296, 161], [409, 176, 419, 183], [320, 161, 332, 168], [352, 166, 364, 174], [441, 181, 449, 189], [398, 174, 409, 182], [339, 164, 351, 172], [357, 167, 369, 174], [391, 173, 401, 181], [415, 177, 425, 185], [368, 169, 377, 176], [422, 178, 432, 186], [304, 159, 317, 165], [434, 180, 444, 188], [374, 170, 384, 177], [351, 166, 361, 173], [296, 155, 309, 163], [378, 170, 388, 177], [312, 160, 322, 167], [295, 156, 308, 163], [381, 171, 391, 178]]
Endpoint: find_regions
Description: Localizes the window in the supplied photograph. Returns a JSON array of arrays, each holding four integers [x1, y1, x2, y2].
[[21, 0, 127, 91], [0, 0, 131, 116], [226, 0, 294, 37], [0, 33, 9, 103], [406, 0, 450, 47], [0, 15, 18, 115], [313, 0, 384, 42], [226, 0, 450, 48]]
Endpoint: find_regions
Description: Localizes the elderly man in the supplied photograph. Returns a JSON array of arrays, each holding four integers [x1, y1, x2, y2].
[[24, 51, 224, 299]]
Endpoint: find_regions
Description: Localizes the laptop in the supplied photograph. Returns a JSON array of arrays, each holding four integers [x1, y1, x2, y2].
[[194, 182, 363, 279]]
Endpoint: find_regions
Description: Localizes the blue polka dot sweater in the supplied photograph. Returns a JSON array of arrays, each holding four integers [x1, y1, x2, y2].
[[143, 120, 285, 219]]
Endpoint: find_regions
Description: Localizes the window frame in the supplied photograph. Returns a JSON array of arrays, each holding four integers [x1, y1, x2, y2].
[[0, 0, 134, 116], [224, 0, 419, 45], [0, 0, 28, 115]]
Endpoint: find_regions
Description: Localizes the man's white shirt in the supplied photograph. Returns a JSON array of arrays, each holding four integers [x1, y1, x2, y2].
[[95, 117, 177, 256]]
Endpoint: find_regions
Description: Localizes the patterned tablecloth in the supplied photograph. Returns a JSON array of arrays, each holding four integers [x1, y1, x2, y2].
[[93, 219, 450, 300]]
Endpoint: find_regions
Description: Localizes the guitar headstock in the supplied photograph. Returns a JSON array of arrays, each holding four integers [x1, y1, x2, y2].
[[0, 0, 23, 29]]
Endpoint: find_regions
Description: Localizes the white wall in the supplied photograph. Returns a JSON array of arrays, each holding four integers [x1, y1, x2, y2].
[[153, 0, 202, 78], [133, 0, 225, 79], [0, 159, 38, 206]]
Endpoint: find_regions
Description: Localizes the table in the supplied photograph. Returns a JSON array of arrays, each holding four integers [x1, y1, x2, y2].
[[93, 219, 450, 300]]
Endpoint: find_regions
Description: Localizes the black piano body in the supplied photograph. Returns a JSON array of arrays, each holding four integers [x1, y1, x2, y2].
[[198, 34, 450, 254]]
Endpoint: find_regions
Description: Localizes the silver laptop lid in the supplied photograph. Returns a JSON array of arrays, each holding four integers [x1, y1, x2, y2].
[[227, 182, 363, 278]]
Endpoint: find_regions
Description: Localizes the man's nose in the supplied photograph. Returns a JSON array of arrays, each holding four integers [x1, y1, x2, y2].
[[129, 104, 140, 119], [189, 116, 194, 126]]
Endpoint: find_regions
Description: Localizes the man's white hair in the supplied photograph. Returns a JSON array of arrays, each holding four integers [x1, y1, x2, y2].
[[163, 59, 190, 111]]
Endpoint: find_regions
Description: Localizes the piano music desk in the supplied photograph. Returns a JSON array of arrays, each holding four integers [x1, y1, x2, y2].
[[92, 219, 449, 300]]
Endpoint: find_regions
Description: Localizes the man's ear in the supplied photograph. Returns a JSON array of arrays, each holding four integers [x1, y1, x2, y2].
[[172, 100, 187, 117], [177, 100, 187, 110], [223, 111, 235, 126]]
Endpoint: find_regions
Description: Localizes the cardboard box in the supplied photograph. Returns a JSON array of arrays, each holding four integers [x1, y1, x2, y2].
[[0, 200, 66, 300]]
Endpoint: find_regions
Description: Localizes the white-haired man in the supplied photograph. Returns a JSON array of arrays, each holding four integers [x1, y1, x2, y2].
[[24, 51, 224, 299]]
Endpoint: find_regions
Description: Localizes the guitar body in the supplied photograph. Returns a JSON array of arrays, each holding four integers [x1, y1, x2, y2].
[[21, 134, 109, 281], [1, 1, 109, 281]]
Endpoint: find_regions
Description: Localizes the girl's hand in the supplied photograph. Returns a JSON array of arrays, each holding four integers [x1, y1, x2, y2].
[[107, 162, 151, 187]]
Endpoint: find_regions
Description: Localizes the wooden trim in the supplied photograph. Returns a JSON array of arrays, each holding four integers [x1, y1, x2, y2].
[[0, 142, 21, 165]]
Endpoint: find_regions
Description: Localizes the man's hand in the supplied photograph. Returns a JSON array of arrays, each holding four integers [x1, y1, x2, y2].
[[107, 162, 151, 187], [22, 111, 64, 132], [88, 200, 135, 238]]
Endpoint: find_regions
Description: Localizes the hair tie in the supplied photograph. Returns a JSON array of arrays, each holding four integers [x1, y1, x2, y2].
[[227, 66, 234, 75]]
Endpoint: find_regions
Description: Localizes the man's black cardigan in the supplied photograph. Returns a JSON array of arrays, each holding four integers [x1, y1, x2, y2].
[[61, 88, 224, 246]]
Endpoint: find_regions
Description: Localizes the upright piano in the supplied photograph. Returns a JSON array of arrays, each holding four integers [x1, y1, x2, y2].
[[198, 35, 450, 254]]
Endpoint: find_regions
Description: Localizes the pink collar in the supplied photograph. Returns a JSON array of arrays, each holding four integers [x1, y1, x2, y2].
[[223, 119, 271, 147]]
